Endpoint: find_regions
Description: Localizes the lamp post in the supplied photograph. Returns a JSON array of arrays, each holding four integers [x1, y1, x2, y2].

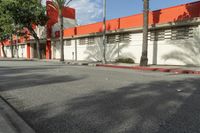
[[102, 0, 107, 64]]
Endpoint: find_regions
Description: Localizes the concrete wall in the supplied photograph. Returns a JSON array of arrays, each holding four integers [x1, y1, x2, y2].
[[52, 41, 61, 60], [64, 40, 76, 61], [17, 44, 27, 58], [5, 46, 12, 58], [2, 24, 200, 66], [51, 24, 200, 66], [154, 25, 200, 66], [1, 44, 27, 58]]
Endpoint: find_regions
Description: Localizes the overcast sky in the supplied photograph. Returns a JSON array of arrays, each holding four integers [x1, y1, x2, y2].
[[42, 0, 198, 25]]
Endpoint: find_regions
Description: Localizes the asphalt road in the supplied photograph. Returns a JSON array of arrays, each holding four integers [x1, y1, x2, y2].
[[0, 61, 200, 133]]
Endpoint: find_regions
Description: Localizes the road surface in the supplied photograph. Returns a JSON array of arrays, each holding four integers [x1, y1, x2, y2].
[[0, 61, 200, 133]]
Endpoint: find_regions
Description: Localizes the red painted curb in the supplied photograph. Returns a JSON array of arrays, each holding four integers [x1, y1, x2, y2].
[[193, 71, 200, 75], [181, 70, 195, 74], [96, 64, 199, 75], [169, 69, 195, 74], [156, 68, 171, 72], [170, 69, 184, 74], [133, 66, 158, 71]]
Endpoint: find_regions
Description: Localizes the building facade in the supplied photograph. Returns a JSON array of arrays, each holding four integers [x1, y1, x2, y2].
[[0, 1, 76, 60], [1, 1, 200, 66]]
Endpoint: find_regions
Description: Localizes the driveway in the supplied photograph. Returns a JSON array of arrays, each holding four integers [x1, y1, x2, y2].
[[0, 61, 200, 133]]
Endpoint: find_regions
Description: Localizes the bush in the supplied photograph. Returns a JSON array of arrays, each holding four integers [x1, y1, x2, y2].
[[115, 58, 135, 64]]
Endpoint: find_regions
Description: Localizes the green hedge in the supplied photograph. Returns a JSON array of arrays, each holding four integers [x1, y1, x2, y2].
[[115, 58, 135, 64]]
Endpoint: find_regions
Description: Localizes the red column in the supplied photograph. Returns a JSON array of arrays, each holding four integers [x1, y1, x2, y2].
[[46, 40, 51, 60], [27, 43, 31, 59]]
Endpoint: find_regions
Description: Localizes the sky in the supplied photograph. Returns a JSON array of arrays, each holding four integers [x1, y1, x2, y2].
[[43, 0, 199, 25]]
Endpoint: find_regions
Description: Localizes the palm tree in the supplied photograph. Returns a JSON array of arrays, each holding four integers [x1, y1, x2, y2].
[[140, 0, 149, 66], [53, 0, 73, 62], [102, 0, 107, 64]]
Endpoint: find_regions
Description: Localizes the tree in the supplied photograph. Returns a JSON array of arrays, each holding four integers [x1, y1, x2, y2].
[[0, 0, 15, 58], [140, 0, 149, 66], [8, 0, 48, 59], [53, 0, 73, 62], [0, 32, 9, 58], [0, 0, 6, 58]]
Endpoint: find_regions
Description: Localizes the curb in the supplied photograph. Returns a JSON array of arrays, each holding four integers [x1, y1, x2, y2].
[[0, 96, 35, 133], [0, 58, 33, 62], [0, 58, 98, 66], [96, 64, 200, 75], [2, 58, 199, 75]]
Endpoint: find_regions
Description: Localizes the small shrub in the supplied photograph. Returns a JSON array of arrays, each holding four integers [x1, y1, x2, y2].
[[115, 58, 135, 64]]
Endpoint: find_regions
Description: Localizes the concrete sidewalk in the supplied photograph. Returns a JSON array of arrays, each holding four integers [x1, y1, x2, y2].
[[31, 58, 200, 73], [1, 57, 200, 75], [0, 96, 35, 133]]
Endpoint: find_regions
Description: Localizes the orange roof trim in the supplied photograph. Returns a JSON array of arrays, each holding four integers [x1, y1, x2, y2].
[[63, 1, 200, 37]]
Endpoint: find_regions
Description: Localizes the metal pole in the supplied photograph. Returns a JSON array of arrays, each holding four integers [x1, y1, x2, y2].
[[102, 0, 107, 64]]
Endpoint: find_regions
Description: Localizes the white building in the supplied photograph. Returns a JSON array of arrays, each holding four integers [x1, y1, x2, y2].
[[1, 1, 200, 66]]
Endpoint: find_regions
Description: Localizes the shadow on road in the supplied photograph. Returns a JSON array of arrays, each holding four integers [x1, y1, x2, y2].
[[20, 78, 200, 133], [0, 66, 58, 76], [0, 65, 87, 91]]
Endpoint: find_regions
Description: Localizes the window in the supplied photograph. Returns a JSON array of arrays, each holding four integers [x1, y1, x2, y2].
[[65, 40, 71, 46], [164, 29, 172, 40], [150, 26, 195, 41], [150, 30, 165, 41], [171, 26, 194, 40], [107, 35, 116, 44], [119, 33, 131, 42], [88, 37, 95, 45], [79, 38, 87, 45]]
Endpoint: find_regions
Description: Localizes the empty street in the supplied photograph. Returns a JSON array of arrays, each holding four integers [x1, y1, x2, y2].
[[0, 61, 200, 133]]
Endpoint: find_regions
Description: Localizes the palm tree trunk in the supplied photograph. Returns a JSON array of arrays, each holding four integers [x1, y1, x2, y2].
[[59, 9, 64, 62], [140, 0, 149, 66], [102, 0, 107, 64]]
